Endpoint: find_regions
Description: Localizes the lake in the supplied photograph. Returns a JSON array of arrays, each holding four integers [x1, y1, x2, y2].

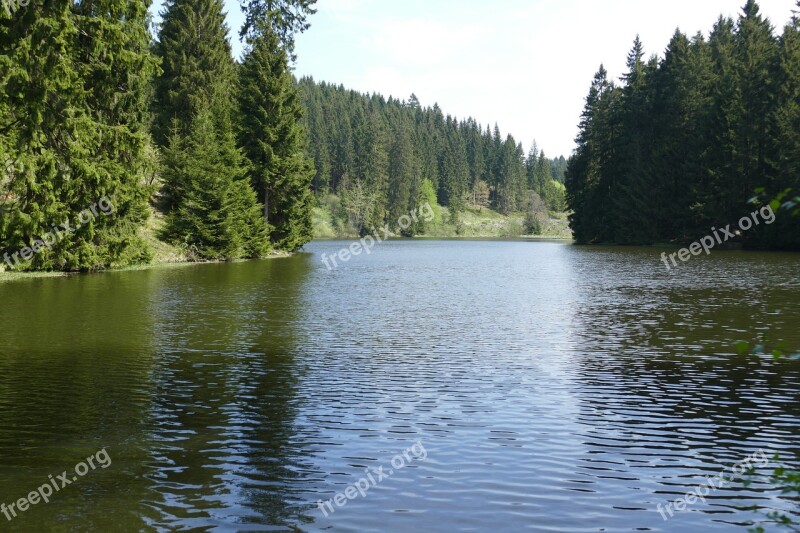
[[0, 240, 798, 531]]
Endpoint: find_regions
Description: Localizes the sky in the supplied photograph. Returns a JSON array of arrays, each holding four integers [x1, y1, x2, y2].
[[150, 0, 797, 157]]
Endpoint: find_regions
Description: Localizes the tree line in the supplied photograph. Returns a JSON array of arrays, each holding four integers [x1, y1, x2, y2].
[[298, 78, 568, 235], [0, 0, 317, 271], [565, 0, 800, 249]]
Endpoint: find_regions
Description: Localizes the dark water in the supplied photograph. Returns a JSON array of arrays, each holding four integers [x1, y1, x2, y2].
[[0, 240, 798, 532]]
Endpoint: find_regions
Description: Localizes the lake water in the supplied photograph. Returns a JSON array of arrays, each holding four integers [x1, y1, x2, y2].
[[0, 240, 798, 532]]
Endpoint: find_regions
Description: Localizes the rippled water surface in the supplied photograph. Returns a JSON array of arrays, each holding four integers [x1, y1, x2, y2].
[[0, 240, 798, 532]]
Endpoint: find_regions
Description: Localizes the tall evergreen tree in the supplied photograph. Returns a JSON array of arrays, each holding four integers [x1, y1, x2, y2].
[[526, 141, 539, 190], [239, 24, 314, 251], [156, 0, 268, 258], [651, 30, 713, 239], [1, 0, 155, 271], [565, 65, 616, 244], [239, 0, 316, 61], [775, 1, 800, 187], [388, 120, 415, 227], [610, 36, 657, 244], [154, 0, 237, 148], [566, 1, 799, 250], [764, 0, 800, 248], [162, 110, 268, 259], [533, 150, 551, 195]]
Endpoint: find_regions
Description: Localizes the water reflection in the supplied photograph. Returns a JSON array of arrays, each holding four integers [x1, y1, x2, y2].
[[143, 258, 316, 530], [0, 242, 797, 532], [0, 272, 158, 531], [567, 245, 800, 530]]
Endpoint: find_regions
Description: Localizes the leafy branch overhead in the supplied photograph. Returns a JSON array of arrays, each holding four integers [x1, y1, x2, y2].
[[239, 0, 317, 60]]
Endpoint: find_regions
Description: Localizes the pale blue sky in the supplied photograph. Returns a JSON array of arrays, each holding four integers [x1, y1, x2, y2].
[[151, 0, 797, 157]]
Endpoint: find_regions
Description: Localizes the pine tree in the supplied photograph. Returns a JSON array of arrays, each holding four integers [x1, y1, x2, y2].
[[239, 24, 314, 251], [533, 150, 551, 195], [699, 16, 739, 226], [722, 0, 779, 232], [565, 65, 616, 244], [298, 79, 331, 195], [156, 0, 268, 258], [610, 36, 657, 244], [239, 0, 317, 61], [388, 121, 415, 227], [765, 0, 800, 248], [776, 2, 800, 187], [351, 103, 389, 231], [154, 0, 237, 148], [440, 119, 469, 215], [651, 30, 713, 240], [465, 119, 485, 193], [1, 0, 155, 271], [525, 141, 539, 190], [162, 111, 269, 259]]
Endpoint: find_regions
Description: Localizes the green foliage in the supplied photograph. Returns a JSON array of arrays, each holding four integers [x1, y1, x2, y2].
[[746, 453, 800, 533], [297, 79, 568, 232], [154, 0, 237, 150], [161, 112, 268, 260], [524, 190, 547, 235], [156, 0, 270, 259], [1, 0, 320, 272], [524, 212, 542, 236], [565, 65, 615, 244], [543, 179, 567, 212], [238, 25, 314, 251], [412, 178, 439, 235], [565, 2, 800, 249], [239, 0, 317, 61], [0, 0, 156, 271]]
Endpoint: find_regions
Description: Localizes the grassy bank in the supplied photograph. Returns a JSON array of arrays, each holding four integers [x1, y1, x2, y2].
[[312, 198, 573, 240], [1, 201, 572, 282], [0, 208, 291, 282]]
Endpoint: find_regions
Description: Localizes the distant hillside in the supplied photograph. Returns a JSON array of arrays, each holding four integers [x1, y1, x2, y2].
[[297, 78, 568, 237]]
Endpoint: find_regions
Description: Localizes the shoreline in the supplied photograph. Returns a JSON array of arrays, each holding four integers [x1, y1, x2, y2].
[[311, 235, 574, 242], [0, 236, 577, 283], [0, 251, 293, 283]]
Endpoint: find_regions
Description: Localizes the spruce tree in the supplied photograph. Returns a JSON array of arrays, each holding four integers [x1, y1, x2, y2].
[[525, 141, 539, 190], [388, 121, 415, 227], [1, 0, 154, 271], [611, 36, 657, 244], [533, 150, 551, 195], [154, 0, 237, 148], [765, 1, 800, 248], [352, 104, 389, 231], [776, 2, 800, 188], [162, 111, 268, 259], [651, 30, 713, 240], [238, 24, 314, 251], [733, 0, 780, 214], [565, 65, 615, 244], [156, 0, 268, 258], [440, 120, 469, 215], [239, 0, 317, 61]]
